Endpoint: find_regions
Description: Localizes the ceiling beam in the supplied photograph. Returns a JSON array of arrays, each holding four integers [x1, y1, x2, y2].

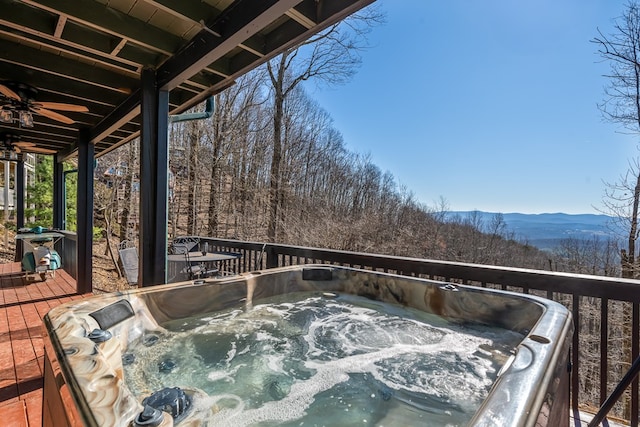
[[21, 0, 183, 54], [259, 0, 376, 63], [0, 66, 131, 116], [0, 39, 138, 94], [157, 0, 302, 91], [0, 24, 141, 74], [285, 9, 315, 29], [89, 89, 141, 145], [54, 15, 66, 38], [142, 0, 221, 25], [142, 0, 267, 58], [110, 38, 128, 56]]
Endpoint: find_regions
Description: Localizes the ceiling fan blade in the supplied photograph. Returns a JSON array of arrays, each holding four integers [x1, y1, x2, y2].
[[31, 107, 75, 124], [35, 102, 88, 112], [0, 83, 21, 101], [14, 141, 36, 147], [13, 146, 20, 153], [27, 147, 56, 154]]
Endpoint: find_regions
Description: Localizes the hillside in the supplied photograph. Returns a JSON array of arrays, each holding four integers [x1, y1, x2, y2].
[[447, 211, 615, 251]]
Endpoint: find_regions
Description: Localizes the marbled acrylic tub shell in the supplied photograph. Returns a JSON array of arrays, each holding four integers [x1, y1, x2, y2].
[[43, 265, 572, 427]]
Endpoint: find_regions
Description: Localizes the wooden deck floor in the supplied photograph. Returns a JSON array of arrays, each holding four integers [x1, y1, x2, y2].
[[0, 262, 88, 427]]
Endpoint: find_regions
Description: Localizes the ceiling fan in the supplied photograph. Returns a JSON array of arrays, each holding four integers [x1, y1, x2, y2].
[[0, 81, 88, 126], [0, 132, 56, 155]]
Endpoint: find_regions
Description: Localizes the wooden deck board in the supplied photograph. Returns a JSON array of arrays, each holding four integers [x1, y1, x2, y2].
[[0, 263, 87, 427], [0, 399, 28, 427]]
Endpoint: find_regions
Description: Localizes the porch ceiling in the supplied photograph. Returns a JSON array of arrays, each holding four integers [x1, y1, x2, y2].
[[0, 0, 373, 159]]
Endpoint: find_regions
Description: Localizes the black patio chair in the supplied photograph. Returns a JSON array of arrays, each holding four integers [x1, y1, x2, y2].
[[169, 243, 204, 280], [172, 236, 200, 252]]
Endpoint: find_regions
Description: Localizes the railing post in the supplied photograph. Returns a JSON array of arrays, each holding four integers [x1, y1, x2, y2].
[[266, 245, 279, 269]]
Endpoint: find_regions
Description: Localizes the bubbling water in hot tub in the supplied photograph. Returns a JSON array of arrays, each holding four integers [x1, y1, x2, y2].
[[123, 292, 523, 426]]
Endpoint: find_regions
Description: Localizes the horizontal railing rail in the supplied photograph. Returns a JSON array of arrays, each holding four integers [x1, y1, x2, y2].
[[198, 237, 640, 424]]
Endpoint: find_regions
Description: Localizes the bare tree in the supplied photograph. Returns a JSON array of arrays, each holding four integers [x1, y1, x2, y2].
[[186, 120, 203, 235], [119, 139, 138, 243], [600, 158, 640, 277], [93, 153, 125, 278], [593, 1, 640, 278], [205, 72, 267, 237], [265, 7, 383, 242]]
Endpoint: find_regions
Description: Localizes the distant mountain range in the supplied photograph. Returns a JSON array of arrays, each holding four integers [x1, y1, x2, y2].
[[446, 211, 617, 251]]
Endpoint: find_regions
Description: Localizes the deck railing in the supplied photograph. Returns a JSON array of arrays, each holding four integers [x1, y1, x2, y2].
[[199, 236, 640, 424], [56, 230, 77, 280]]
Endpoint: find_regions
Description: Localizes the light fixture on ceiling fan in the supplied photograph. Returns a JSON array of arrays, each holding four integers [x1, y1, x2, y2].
[[0, 81, 89, 127]]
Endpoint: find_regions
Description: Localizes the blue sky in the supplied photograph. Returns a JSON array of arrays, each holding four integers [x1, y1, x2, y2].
[[309, 0, 638, 215]]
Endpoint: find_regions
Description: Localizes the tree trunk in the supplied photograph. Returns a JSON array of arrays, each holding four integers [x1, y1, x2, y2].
[[187, 123, 200, 235], [103, 210, 122, 278], [119, 141, 136, 243], [267, 58, 285, 242], [622, 174, 640, 278], [208, 94, 222, 236]]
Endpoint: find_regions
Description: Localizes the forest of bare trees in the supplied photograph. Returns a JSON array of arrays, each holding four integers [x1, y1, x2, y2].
[[92, 64, 618, 278]]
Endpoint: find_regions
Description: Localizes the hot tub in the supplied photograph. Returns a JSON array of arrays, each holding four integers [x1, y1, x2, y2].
[[42, 265, 572, 427]]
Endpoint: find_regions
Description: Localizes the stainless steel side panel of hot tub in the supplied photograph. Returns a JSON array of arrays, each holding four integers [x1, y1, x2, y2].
[[43, 265, 572, 427]]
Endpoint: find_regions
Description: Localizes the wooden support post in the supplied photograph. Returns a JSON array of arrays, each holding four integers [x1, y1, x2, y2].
[[139, 66, 169, 286], [14, 159, 24, 262], [53, 155, 64, 230], [77, 132, 94, 294]]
